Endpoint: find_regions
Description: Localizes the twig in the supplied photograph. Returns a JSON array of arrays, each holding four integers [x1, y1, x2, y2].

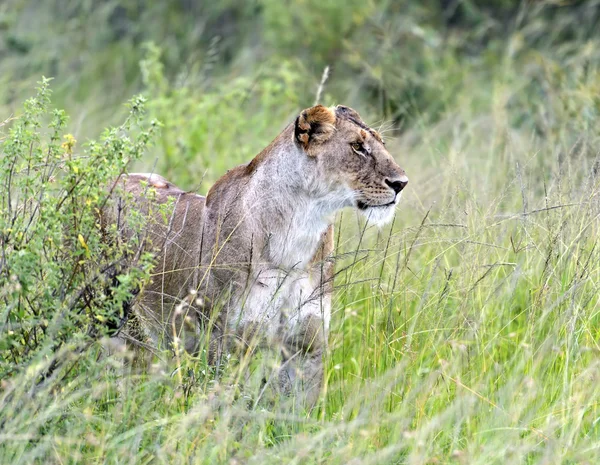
[[314, 66, 330, 106]]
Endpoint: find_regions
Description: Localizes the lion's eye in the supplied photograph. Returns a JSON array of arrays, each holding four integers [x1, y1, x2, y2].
[[351, 142, 365, 154]]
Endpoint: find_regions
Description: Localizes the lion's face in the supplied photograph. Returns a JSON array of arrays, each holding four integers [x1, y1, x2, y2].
[[294, 105, 408, 225]]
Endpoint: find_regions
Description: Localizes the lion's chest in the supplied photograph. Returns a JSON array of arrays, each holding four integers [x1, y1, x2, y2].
[[265, 220, 328, 270]]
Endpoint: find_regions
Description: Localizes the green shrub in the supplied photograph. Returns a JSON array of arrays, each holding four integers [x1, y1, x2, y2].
[[0, 79, 157, 383]]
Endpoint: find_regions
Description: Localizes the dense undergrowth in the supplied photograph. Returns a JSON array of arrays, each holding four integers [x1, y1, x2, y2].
[[1, 1, 600, 464]]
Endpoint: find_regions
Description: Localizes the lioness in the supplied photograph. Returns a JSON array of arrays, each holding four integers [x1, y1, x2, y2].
[[105, 104, 407, 407]]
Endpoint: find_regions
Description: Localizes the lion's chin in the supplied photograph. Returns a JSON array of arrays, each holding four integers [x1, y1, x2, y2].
[[359, 203, 396, 226]]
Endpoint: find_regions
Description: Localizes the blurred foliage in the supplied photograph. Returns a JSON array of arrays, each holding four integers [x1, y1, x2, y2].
[[139, 42, 313, 187], [2, 0, 600, 134]]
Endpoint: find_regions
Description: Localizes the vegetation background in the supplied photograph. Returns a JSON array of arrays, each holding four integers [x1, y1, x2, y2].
[[1, 0, 599, 463]]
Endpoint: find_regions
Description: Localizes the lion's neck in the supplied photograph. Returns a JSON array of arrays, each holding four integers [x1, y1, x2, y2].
[[261, 193, 335, 269], [246, 129, 346, 269]]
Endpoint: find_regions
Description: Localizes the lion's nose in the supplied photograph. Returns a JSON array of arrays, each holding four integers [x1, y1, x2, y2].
[[385, 175, 408, 194]]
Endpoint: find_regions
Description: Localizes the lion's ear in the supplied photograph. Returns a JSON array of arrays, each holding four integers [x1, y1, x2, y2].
[[334, 105, 362, 120], [294, 105, 336, 154]]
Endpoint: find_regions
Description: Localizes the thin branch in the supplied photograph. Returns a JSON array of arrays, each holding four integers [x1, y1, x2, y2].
[[314, 66, 330, 106]]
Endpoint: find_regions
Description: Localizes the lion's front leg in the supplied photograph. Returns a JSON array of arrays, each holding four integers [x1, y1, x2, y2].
[[277, 277, 331, 410], [220, 262, 332, 409], [278, 346, 324, 410]]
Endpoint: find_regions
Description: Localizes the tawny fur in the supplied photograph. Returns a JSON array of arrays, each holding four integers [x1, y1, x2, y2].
[[102, 105, 408, 408]]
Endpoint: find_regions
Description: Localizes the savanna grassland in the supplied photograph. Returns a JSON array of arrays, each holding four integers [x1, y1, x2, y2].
[[1, 1, 599, 464]]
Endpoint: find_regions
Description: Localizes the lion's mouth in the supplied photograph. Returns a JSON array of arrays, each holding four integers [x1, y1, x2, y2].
[[357, 199, 396, 210]]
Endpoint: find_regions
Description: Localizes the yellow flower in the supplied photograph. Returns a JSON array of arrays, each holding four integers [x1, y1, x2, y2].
[[78, 233, 88, 250], [61, 134, 77, 155]]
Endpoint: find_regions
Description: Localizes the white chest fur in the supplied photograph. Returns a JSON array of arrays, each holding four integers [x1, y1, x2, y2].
[[228, 265, 331, 345]]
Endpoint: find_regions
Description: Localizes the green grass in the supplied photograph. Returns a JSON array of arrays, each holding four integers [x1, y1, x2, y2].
[[1, 1, 600, 463]]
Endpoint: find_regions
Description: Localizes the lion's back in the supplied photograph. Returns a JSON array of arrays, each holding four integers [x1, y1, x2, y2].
[[104, 173, 208, 350]]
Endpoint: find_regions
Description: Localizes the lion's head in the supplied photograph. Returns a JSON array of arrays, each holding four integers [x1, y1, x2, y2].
[[294, 104, 408, 225]]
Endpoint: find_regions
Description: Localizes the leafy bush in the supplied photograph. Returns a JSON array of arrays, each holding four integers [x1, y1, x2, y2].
[[0, 79, 157, 382]]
